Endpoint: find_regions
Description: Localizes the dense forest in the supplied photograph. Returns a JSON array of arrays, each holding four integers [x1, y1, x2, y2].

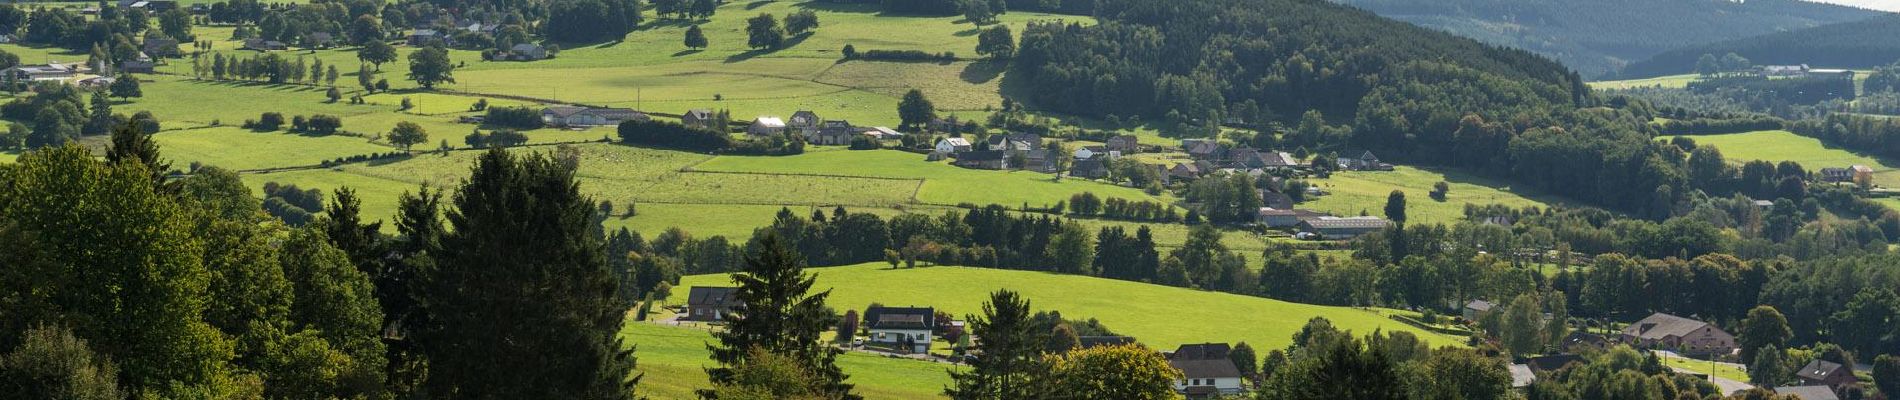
[[1334, 0, 1882, 78], [1622, 13, 1900, 78]]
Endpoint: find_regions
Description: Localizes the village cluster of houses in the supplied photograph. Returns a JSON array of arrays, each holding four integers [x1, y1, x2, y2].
[[682, 286, 1248, 399], [1755, 64, 1856, 79], [728, 110, 905, 145], [927, 132, 1139, 179], [1460, 303, 1857, 400]]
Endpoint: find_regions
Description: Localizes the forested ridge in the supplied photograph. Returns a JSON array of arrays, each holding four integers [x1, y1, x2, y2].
[[1622, 13, 1900, 78], [1334, 0, 1883, 78]]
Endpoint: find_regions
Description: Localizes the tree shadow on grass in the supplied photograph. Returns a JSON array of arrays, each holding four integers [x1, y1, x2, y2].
[[673, 49, 704, 57], [722, 34, 813, 63], [959, 61, 1004, 84], [953, 27, 981, 37], [746, 0, 772, 10]]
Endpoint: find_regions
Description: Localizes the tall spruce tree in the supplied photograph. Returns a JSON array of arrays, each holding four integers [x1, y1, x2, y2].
[[703, 234, 857, 400], [946, 290, 1046, 400], [418, 148, 638, 399]]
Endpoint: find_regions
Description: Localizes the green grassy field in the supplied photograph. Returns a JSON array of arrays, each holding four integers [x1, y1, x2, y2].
[[679, 263, 1465, 352], [1659, 352, 1749, 383], [1660, 130, 1900, 187], [621, 322, 955, 400], [1589, 74, 1700, 90], [155, 127, 396, 171], [693, 147, 1164, 207], [1302, 166, 1567, 225]]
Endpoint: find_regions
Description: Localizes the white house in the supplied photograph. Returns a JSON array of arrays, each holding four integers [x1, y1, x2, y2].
[[1168, 343, 1244, 398], [865, 306, 935, 354], [1074, 145, 1119, 160], [936, 137, 972, 154], [746, 116, 786, 138]]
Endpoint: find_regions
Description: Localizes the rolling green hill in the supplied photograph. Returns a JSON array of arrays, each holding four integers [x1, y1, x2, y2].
[[1659, 130, 1900, 187], [622, 322, 956, 400], [677, 263, 1465, 352], [1336, 0, 1884, 78], [1621, 13, 1900, 78]]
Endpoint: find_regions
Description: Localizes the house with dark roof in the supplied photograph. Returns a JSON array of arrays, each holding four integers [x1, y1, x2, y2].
[[1296, 216, 1390, 239], [1186, 141, 1225, 160], [1071, 157, 1110, 179], [303, 32, 335, 48], [1260, 191, 1295, 210], [541, 106, 647, 127], [1169, 162, 1203, 180], [788, 110, 821, 137], [1620, 313, 1736, 357], [507, 43, 549, 60], [1776, 386, 1843, 400], [1167, 343, 1244, 398], [1796, 359, 1856, 389], [814, 120, 855, 145], [119, 60, 155, 74], [1522, 354, 1585, 373], [243, 38, 287, 51], [1563, 331, 1612, 350], [681, 109, 716, 130], [407, 29, 447, 46], [954, 150, 1008, 170], [1338, 149, 1391, 171], [683, 286, 741, 322], [865, 306, 935, 353]]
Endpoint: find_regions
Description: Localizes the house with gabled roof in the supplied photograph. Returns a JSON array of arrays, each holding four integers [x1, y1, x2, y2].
[[683, 286, 741, 322], [1296, 216, 1390, 239], [1620, 312, 1736, 357], [1168, 343, 1244, 398], [1071, 156, 1111, 179], [936, 137, 972, 154], [813, 120, 855, 145], [1106, 135, 1139, 152], [954, 150, 1008, 170], [1775, 386, 1842, 400], [787, 110, 821, 137], [1796, 359, 1856, 389], [681, 109, 716, 130], [746, 116, 786, 138], [865, 306, 935, 353]]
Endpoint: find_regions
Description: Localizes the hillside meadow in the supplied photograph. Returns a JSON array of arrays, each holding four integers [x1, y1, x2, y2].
[[621, 322, 955, 400], [679, 263, 1465, 352], [694, 147, 1166, 207], [1660, 130, 1900, 187], [1302, 166, 1567, 225]]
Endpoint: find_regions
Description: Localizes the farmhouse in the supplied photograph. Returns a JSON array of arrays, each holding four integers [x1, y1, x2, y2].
[[862, 126, 902, 140], [814, 120, 856, 145], [746, 116, 786, 138], [954, 150, 1009, 170], [681, 109, 716, 130], [119, 60, 155, 74], [1462, 299, 1495, 321], [407, 29, 448, 46], [1186, 141, 1225, 160], [1259, 191, 1295, 210], [76, 76, 115, 89], [1167, 343, 1244, 398], [1619, 312, 1736, 357], [1169, 163, 1203, 180], [1795, 359, 1856, 389], [1074, 145, 1116, 160], [1071, 157, 1110, 179], [1338, 150, 1390, 171], [864, 306, 935, 354], [1296, 216, 1391, 239], [985, 133, 1041, 152], [1106, 135, 1139, 152], [1758, 64, 1811, 77], [683, 286, 741, 322], [2, 64, 78, 81], [506, 43, 549, 61], [785, 110, 822, 136], [935, 137, 972, 154], [1256, 208, 1321, 228], [540, 106, 647, 127]]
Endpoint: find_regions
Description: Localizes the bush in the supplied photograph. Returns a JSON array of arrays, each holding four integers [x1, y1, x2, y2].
[[249, 112, 286, 131], [853, 49, 957, 62], [304, 114, 342, 135]]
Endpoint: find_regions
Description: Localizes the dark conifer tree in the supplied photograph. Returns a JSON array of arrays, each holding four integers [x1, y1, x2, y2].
[[417, 148, 638, 399], [703, 233, 857, 399], [946, 290, 1046, 399]]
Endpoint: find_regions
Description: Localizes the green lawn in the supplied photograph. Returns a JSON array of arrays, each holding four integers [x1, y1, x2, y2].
[[1659, 352, 1749, 383], [1302, 166, 1568, 226], [1589, 74, 1700, 90], [693, 148, 1165, 207], [1660, 130, 1900, 187], [679, 263, 1465, 352], [155, 127, 396, 171], [621, 322, 956, 400]]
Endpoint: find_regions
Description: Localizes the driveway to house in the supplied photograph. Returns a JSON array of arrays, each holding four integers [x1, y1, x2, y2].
[[1653, 350, 1754, 395]]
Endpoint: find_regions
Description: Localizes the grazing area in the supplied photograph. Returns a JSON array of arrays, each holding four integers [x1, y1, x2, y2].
[[621, 323, 955, 400], [1660, 130, 1900, 187], [679, 263, 1464, 351], [1302, 166, 1566, 225], [693, 148, 1164, 206], [1589, 74, 1702, 90], [154, 127, 396, 171]]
